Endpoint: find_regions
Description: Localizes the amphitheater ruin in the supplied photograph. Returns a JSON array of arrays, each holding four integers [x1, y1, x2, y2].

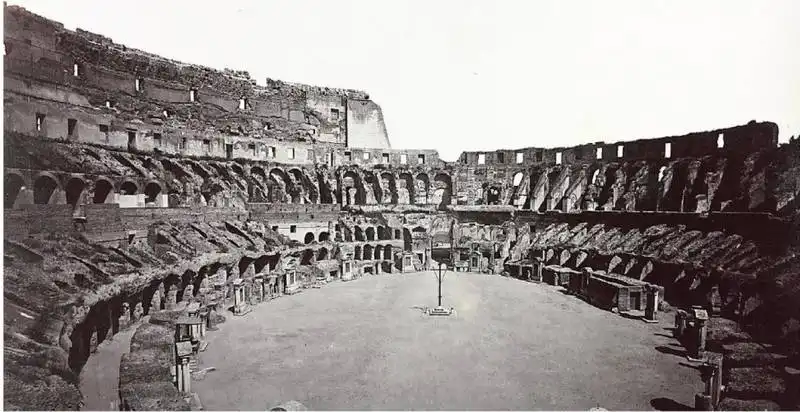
[[3, 3, 800, 411]]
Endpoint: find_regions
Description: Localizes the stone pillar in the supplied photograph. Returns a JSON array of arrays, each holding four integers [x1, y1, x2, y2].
[[150, 289, 162, 313], [132, 303, 144, 322], [182, 284, 194, 304], [695, 354, 722, 410], [233, 279, 247, 315], [180, 357, 191, 393], [674, 309, 687, 339], [688, 306, 709, 360], [166, 289, 178, 310], [644, 285, 659, 323]]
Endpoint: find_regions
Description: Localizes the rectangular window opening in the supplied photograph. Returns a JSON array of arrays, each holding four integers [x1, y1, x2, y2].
[[664, 142, 672, 158], [287, 148, 295, 159], [127, 130, 137, 150], [331, 108, 340, 120], [239, 98, 248, 110], [135, 78, 143, 92], [99, 124, 109, 134], [497, 153, 505, 163], [73, 63, 80, 77], [418, 154, 425, 164], [307, 149, 314, 161], [400, 154, 408, 164], [536, 151, 543, 162], [717, 133, 725, 148], [596, 147, 603, 159], [617, 145, 624, 158], [382, 153, 390, 163], [189, 88, 197, 102], [268, 146, 276, 158], [153, 133, 162, 147], [516, 152, 523, 164], [290, 225, 297, 233], [35, 113, 45, 132], [67, 118, 77, 137], [271, 225, 279, 232], [363, 152, 371, 160], [478, 153, 486, 165], [555, 152, 563, 165], [248, 143, 256, 155], [345, 151, 352, 162]]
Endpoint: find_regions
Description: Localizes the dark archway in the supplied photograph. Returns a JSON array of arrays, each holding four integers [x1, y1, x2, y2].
[[403, 228, 412, 252], [341, 170, 365, 205], [486, 185, 501, 205], [366, 227, 376, 241], [377, 226, 387, 240], [144, 182, 162, 204], [354, 245, 362, 260], [120, 181, 138, 195], [433, 172, 452, 209], [33, 174, 59, 204], [304, 232, 315, 244], [317, 247, 329, 261], [363, 244, 373, 261], [301, 249, 315, 265], [384, 245, 392, 260], [93, 179, 113, 204], [65, 177, 86, 207], [374, 245, 383, 260], [4, 173, 25, 209], [318, 232, 330, 242], [354, 226, 365, 242]]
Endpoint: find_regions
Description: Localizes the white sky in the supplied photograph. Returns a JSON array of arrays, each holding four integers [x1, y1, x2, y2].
[[10, 0, 800, 160]]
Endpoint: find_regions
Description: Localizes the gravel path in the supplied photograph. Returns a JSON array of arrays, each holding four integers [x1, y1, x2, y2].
[[194, 272, 700, 410]]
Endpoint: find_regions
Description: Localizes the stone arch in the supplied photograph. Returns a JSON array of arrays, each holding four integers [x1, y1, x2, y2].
[[33, 173, 60, 204], [93, 178, 114, 204], [144, 181, 163, 204], [4, 172, 26, 209], [363, 244, 374, 261], [231, 163, 245, 177], [658, 166, 667, 182], [317, 247, 329, 261], [269, 168, 294, 203], [377, 226, 388, 241], [300, 249, 315, 265], [398, 172, 415, 204], [379, 172, 398, 204], [316, 170, 334, 204], [304, 232, 315, 244], [354, 226, 365, 242], [363, 171, 382, 204], [374, 245, 383, 260], [354, 245, 362, 260], [384, 244, 392, 260], [485, 184, 501, 205], [161, 159, 190, 180], [65, 177, 87, 206], [433, 172, 452, 209], [318, 231, 330, 242], [343, 227, 353, 242], [289, 168, 319, 204], [366, 226, 376, 241], [341, 170, 365, 205], [120, 180, 138, 195], [414, 173, 430, 204], [186, 160, 211, 180]]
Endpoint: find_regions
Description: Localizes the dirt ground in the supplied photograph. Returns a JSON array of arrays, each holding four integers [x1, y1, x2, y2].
[[193, 272, 701, 410]]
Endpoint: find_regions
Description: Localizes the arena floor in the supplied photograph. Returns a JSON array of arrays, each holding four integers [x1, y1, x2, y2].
[[193, 272, 701, 410]]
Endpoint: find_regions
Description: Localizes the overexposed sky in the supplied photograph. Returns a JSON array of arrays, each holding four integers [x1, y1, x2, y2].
[[9, 0, 800, 160]]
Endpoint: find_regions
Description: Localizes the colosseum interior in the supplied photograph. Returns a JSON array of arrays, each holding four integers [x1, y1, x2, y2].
[[3, 3, 800, 411]]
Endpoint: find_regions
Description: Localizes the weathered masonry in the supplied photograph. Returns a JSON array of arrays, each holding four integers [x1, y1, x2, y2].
[[4, 3, 800, 411]]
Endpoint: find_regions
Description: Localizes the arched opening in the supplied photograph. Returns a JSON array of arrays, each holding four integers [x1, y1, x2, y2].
[[65, 177, 86, 206], [269, 168, 294, 203], [433, 173, 452, 209], [366, 227, 375, 241], [304, 232, 315, 244], [317, 248, 329, 261], [354, 226, 365, 242], [377, 226, 387, 240], [318, 232, 330, 242], [120, 181, 138, 195], [289, 168, 318, 204], [374, 245, 383, 260], [144, 182, 162, 204], [380, 172, 397, 204], [354, 245, 362, 260], [395, 229, 401, 239], [398, 173, 415, 204], [384, 245, 392, 260], [300, 249, 314, 265], [403, 228, 412, 252], [4, 173, 25, 209], [591, 169, 600, 186], [512, 172, 523, 187], [363, 244, 373, 261], [343, 227, 353, 242], [341, 170, 364, 205], [415, 173, 430, 204], [486, 186, 501, 205], [363, 172, 382, 204], [33, 174, 59, 205], [717, 133, 725, 149], [93, 179, 113, 203], [658, 166, 667, 182]]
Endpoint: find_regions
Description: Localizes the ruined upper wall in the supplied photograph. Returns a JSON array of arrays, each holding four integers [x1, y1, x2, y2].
[[457, 121, 779, 167], [2, 4, 391, 160]]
